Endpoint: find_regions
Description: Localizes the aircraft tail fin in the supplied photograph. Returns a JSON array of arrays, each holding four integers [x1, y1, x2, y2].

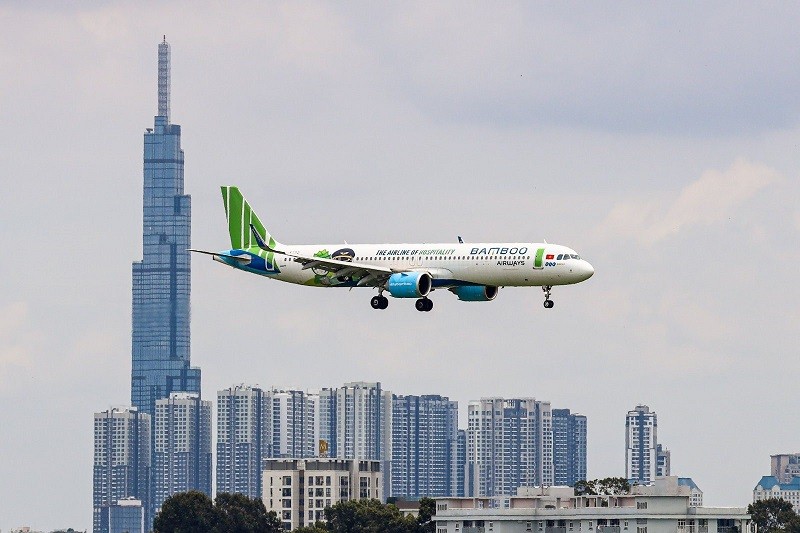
[[220, 186, 281, 250]]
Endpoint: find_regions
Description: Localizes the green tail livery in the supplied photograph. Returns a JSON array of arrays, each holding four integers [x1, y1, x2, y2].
[[190, 187, 594, 312]]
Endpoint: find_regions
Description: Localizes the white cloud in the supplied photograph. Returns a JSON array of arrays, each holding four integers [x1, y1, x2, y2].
[[599, 158, 780, 245]]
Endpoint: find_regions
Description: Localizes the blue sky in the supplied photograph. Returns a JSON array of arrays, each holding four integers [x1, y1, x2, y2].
[[1, 2, 800, 530]]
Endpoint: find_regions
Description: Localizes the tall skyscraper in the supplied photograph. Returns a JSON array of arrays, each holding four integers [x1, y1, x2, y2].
[[131, 37, 200, 421], [552, 409, 587, 487], [93, 408, 151, 533], [390, 395, 459, 498], [153, 393, 212, 513], [216, 385, 270, 499], [626, 404, 658, 484], [467, 398, 553, 497]]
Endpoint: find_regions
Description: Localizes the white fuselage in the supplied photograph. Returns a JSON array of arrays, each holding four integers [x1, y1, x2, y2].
[[256, 242, 594, 288]]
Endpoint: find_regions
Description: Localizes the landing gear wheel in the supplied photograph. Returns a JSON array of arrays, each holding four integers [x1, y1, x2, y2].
[[415, 298, 433, 312], [371, 295, 389, 309], [542, 286, 554, 309]]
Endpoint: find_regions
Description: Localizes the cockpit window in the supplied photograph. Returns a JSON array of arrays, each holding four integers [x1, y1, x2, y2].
[[556, 254, 563, 260]]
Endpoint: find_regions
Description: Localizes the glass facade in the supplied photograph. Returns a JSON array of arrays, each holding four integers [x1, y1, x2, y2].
[[108, 501, 145, 533], [131, 40, 200, 422]]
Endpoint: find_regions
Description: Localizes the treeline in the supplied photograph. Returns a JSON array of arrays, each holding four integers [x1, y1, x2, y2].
[[153, 492, 435, 533]]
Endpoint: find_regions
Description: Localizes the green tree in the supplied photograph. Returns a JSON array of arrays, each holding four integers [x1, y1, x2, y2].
[[748, 498, 800, 533], [214, 492, 282, 533], [153, 491, 218, 533], [153, 491, 282, 533], [323, 499, 418, 533], [417, 497, 436, 533], [574, 478, 630, 496]]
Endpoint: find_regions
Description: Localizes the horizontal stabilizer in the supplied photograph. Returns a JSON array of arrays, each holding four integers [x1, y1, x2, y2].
[[188, 249, 252, 265]]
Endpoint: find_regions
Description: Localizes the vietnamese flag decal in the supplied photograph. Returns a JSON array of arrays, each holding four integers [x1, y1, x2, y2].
[[546, 254, 554, 260]]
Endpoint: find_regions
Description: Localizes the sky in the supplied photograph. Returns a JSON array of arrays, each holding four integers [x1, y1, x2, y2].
[[1, 1, 800, 530]]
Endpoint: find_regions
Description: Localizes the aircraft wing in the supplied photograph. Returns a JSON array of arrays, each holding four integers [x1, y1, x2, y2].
[[248, 225, 395, 287], [288, 252, 396, 287]]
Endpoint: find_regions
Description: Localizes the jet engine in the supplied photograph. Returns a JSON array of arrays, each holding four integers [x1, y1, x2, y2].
[[451, 285, 499, 301], [386, 272, 432, 298]]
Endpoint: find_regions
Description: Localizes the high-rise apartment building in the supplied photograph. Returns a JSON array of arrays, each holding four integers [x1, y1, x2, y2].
[[92, 408, 151, 533], [318, 388, 338, 458], [656, 443, 671, 478], [390, 395, 459, 498], [456, 429, 467, 497], [216, 385, 270, 499], [626, 405, 658, 484], [334, 382, 392, 462], [272, 389, 319, 459], [771, 454, 800, 483], [131, 37, 200, 421], [552, 408, 587, 487], [153, 393, 212, 513], [467, 398, 553, 497]]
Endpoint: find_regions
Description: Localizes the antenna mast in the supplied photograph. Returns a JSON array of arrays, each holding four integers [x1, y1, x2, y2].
[[157, 36, 170, 122]]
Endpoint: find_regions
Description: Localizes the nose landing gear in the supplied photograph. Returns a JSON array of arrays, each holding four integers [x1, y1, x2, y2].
[[542, 286, 554, 309]]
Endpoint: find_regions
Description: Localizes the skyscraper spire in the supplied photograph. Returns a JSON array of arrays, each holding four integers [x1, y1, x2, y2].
[[158, 37, 170, 122]]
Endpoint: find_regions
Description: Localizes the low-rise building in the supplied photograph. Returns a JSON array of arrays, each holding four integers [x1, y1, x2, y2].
[[432, 490, 748, 533], [632, 477, 703, 507], [108, 498, 145, 533], [753, 476, 800, 508], [262, 458, 382, 531]]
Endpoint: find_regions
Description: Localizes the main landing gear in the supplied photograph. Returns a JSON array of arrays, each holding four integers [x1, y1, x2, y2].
[[370, 295, 389, 310], [542, 286, 554, 309], [415, 298, 433, 312]]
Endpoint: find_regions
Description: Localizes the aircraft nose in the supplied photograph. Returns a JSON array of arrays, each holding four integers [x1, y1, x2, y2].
[[580, 260, 594, 281]]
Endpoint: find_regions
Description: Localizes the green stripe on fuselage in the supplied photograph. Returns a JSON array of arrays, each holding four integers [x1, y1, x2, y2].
[[534, 248, 545, 268]]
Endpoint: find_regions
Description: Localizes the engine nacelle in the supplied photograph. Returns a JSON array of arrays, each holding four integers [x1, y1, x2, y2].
[[452, 285, 499, 302], [386, 272, 432, 298]]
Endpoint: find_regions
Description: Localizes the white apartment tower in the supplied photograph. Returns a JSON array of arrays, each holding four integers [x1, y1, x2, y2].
[[467, 398, 553, 497], [334, 382, 392, 462], [153, 393, 212, 513], [92, 408, 151, 533], [216, 385, 270, 499], [263, 459, 382, 531], [271, 389, 319, 459], [626, 404, 658, 484]]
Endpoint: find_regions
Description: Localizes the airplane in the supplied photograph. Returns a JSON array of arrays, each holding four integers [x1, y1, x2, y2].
[[190, 186, 594, 312]]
